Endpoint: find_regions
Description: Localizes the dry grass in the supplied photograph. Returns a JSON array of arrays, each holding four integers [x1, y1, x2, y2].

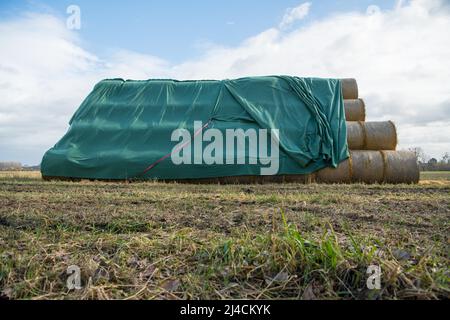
[[0, 171, 41, 179], [0, 171, 449, 300]]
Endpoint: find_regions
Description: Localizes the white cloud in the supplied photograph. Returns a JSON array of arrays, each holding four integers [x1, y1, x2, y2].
[[395, 0, 406, 10], [0, 13, 100, 164], [0, 0, 449, 164], [0, 13, 168, 164], [279, 2, 311, 29]]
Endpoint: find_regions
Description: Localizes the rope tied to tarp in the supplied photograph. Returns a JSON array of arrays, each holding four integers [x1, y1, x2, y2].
[[141, 119, 212, 175]]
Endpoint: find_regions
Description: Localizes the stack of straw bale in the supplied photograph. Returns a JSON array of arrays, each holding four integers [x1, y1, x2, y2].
[[182, 79, 419, 184], [316, 78, 419, 183], [45, 79, 419, 184]]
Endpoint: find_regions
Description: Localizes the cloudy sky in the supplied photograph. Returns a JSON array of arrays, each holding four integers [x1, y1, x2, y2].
[[0, 0, 449, 165]]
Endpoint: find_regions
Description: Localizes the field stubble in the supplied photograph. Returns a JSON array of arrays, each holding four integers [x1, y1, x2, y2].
[[0, 171, 448, 299]]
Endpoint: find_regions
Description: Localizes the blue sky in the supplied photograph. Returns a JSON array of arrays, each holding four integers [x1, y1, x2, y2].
[[0, 0, 395, 62], [0, 0, 449, 164]]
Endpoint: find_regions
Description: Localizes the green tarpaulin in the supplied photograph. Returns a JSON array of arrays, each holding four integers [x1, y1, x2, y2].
[[41, 76, 349, 180]]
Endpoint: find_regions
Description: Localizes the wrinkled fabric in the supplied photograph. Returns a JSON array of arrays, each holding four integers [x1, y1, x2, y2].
[[41, 76, 349, 179]]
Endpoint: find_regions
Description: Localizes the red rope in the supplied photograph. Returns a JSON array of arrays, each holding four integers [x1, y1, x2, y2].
[[142, 120, 211, 175]]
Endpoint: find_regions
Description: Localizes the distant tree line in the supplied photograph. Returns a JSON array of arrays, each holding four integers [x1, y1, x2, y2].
[[0, 161, 22, 170], [0, 162, 40, 171], [408, 148, 450, 171]]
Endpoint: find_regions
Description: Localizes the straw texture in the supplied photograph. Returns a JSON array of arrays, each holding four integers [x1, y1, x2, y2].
[[382, 150, 420, 183], [341, 78, 358, 99], [346, 121, 397, 150], [315, 151, 419, 184], [344, 99, 366, 121]]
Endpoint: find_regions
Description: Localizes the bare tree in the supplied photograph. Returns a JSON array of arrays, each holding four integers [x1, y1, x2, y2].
[[441, 152, 450, 164], [408, 147, 428, 163]]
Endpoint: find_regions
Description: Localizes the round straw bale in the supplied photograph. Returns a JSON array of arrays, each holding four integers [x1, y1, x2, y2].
[[364, 121, 397, 150], [344, 99, 365, 121], [382, 150, 419, 184], [346, 121, 397, 150], [341, 78, 358, 99], [315, 157, 352, 183], [346, 122, 366, 149], [350, 151, 385, 183]]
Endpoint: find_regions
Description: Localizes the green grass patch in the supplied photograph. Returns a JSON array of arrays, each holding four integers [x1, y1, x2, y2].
[[421, 171, 450, 181]]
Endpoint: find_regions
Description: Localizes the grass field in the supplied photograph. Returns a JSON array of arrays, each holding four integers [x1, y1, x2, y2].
[[0, 171, 449, 300], [420, 171, 450, 181]]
